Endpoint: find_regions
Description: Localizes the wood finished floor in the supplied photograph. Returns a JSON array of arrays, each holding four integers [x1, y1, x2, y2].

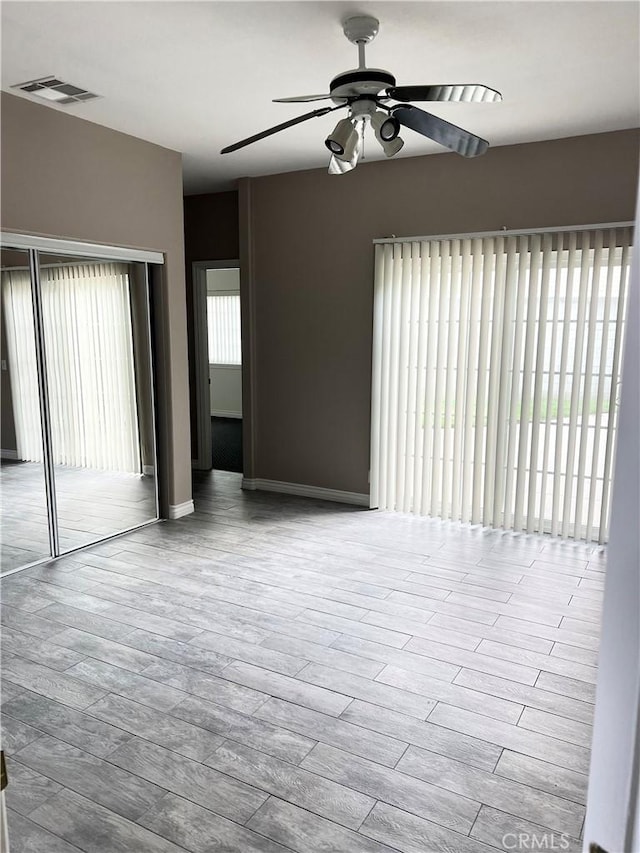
[[1, 470, 603, 852]]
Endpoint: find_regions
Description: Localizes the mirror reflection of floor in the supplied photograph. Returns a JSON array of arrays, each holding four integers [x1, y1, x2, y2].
[[0, 460, 156, 573]]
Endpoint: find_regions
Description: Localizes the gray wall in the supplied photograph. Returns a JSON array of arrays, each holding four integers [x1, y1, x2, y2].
[[242, 129, 640, 494], [1, 92, 191, 512]]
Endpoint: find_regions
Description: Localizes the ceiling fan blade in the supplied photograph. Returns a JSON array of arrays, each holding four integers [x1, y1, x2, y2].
[[387, 84, 502, 104], [393, 105, 489, 157], [221, 105, 343, 154], [273, 94, 333, 103]]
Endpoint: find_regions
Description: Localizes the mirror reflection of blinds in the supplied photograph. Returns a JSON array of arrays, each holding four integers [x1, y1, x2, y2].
[[2, 263, 141, 474], [370, 227, 633, 543], [207, 294, 241, 365]]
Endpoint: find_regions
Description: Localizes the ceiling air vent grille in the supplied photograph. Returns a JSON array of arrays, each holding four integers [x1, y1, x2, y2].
[[12, 77, 99, 105]]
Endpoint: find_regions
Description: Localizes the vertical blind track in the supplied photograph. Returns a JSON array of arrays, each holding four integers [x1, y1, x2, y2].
[[372, 222, 635, 245]]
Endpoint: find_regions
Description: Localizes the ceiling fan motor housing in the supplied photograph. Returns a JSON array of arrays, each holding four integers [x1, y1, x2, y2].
[[329, 68, 396, 103]]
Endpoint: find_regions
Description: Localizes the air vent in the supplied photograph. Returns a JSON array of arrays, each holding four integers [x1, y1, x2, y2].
[[12, 77, 99, 105]]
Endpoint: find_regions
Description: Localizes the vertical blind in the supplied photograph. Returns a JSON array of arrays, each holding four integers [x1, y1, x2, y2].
[[370, 227, 633, 543], [207, 294, 242, 364], [2, 263, 142, 474]]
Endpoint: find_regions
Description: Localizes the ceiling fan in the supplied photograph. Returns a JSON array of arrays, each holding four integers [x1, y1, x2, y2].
[[221, 15, 502, 174]]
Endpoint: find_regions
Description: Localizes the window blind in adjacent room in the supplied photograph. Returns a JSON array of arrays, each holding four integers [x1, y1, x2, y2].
[[207, 294, 242, 365], [370, 227, 633, 543]]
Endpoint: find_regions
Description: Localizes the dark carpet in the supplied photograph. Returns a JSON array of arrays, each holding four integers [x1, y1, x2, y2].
[[212, 417, 243, 473]]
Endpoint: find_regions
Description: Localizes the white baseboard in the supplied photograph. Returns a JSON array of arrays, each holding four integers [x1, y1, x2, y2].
[[211, 410, 242, 419], [1, 449, 19, 460], [242, 478, 369, 507], [168, 500, 195, 519]]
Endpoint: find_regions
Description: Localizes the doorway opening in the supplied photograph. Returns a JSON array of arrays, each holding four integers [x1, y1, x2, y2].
[[192, 261, 243, 474]]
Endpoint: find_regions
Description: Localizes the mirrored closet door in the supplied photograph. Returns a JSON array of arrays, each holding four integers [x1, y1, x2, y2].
[[0, 240, 160, 574], [1, 248, 53, 569]]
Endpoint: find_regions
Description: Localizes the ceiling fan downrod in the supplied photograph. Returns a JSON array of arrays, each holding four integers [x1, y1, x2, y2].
[[342, 15, 380, 70]]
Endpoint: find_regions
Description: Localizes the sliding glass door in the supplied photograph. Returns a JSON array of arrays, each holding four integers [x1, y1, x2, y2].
[[370, 226, 632, 543], [0, 242, 159, 573]]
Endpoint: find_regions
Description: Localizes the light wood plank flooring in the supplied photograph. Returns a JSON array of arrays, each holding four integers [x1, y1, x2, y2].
[[1, 470, 603, 852]]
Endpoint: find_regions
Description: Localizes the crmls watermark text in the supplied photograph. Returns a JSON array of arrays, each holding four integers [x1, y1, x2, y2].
[[502, 832, 572, 850]]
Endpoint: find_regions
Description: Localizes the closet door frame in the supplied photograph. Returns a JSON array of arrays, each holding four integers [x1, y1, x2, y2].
[[1, 233, 163, 576], [28, 247, 59, 557]]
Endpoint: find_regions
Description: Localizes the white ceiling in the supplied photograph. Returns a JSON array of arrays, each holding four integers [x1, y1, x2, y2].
[[2, 1, 639, 194]]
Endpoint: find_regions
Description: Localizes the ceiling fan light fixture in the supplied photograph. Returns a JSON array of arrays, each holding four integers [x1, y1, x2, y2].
[[371, 111, 401, 142], [325, 117, 358, 159], [380, 135, 404, 157], [328, 154, 355, 174], [328, 119, 364, 175]]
